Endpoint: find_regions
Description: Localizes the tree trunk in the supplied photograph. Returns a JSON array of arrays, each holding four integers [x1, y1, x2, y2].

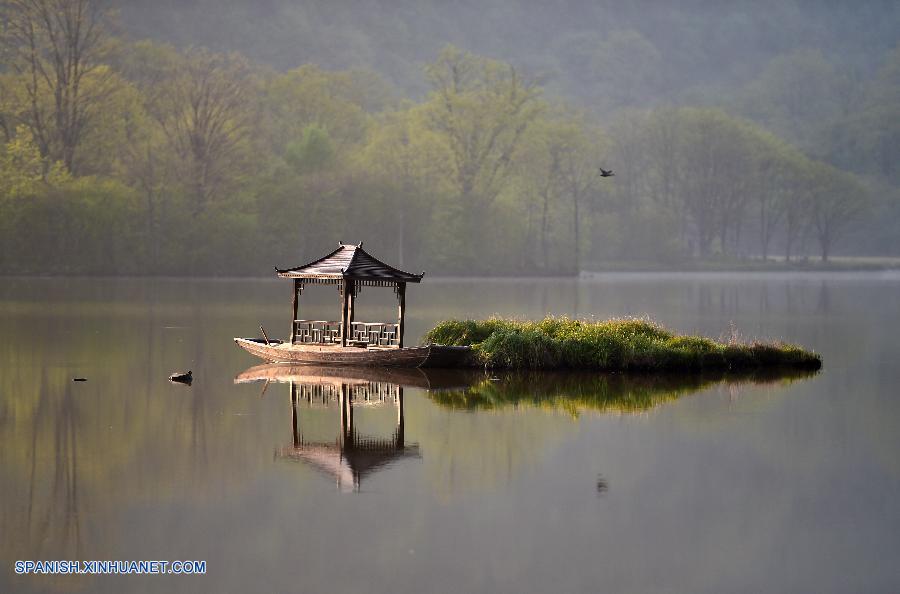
[[820, 232, 830, 262], [572, 187, 581, 273], [397, 201, 405, 268], [540, 187, 550, 270]]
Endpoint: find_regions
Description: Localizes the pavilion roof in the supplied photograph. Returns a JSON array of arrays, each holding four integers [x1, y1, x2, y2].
[[278, 442, 421, 491], [275, 243, 423, 283]]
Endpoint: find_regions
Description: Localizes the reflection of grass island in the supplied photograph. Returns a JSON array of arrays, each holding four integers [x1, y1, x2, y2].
[[425, 317, 822, 371], [428, 369, 819, 415]]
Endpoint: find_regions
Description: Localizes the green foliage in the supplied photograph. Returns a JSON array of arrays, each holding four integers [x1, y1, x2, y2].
[[286, 125, 336, 173], [0, 126, 69, 198], [1, 176, 139, 274], [599, 105, 880, 263], [419, 45, 546, 269], [263, 64, 381, 159], [424, 317, 822, 371], [739, 49, 846, 151]]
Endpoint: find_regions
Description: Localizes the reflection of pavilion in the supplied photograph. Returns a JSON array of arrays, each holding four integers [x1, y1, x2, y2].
[[236, 364, 481, 492], [278, 374, 420, 492]]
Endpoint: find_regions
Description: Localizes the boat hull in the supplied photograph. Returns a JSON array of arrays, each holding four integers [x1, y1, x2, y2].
[[233, 338, 472, 368]]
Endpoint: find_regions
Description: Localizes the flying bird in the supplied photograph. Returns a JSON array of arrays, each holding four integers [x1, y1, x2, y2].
[[599, 167, 615, 178]]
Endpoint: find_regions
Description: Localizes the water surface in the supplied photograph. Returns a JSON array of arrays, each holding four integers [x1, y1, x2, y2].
[[1, 273, 899, 593]]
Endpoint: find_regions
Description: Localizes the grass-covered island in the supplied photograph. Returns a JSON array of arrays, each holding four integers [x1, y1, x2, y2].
[[424, 317, 822, 371]]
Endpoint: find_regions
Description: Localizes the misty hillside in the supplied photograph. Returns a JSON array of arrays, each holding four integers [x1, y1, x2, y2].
[[117, 0, 900, 103], [1, 0, 898, 276]]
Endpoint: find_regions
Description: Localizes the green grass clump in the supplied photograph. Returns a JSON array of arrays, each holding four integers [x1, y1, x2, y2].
[[424, 316, 822, 371]]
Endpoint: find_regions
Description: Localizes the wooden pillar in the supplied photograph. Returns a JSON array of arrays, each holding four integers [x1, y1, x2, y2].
[[395, 386, 404, 449], [397, 282, 406, 348], [339, 383, 347, 447], [290, 279, 300, 344], [347, 280, 356, 335], [290, 382, 299, 447], [340, 278, 351, 347], [339, 383, 354, 446], [347, 386, 354, 442]]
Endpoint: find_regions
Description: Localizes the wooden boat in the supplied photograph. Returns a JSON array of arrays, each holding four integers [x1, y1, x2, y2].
[[234, 242, 473, 368], [233, 338, 472, 368]]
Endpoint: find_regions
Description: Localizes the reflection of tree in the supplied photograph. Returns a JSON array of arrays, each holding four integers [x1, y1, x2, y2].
[[419, 404, 570, 496], [237, 364, 819, 497], [0, 294, 253, 565], [815, 281, 831, 314], [52, 382, 82, 558], [189, 306, 209, 470], [420, 368, 818, 496], [15, 373, 85, 563]]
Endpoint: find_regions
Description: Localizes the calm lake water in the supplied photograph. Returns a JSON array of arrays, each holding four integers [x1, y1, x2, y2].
[[2, 273, 899, 594]]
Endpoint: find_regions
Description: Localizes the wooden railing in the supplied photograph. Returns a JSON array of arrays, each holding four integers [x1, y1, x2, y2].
[[292, 320, 400, 347], [293, 320, 341, 344], [349, 322, 400, 347]]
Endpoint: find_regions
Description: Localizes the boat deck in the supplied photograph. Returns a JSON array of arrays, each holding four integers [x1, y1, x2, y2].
[[234, 337, 472, 368], [272, 343, 401, 353]]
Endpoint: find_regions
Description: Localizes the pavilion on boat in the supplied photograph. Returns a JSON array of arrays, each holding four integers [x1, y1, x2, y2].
[[275, 243, 423, 349]]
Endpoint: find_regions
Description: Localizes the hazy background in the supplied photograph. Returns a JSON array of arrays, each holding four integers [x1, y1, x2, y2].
[[1, 0, 898, 275]]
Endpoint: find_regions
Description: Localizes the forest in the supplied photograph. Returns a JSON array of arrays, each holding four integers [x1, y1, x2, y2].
[[1, 0, 898, 275]]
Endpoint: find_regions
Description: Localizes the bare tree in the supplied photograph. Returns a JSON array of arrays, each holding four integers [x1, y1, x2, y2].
[[2, 0, 116, 173], [554, 119, 605, 273], [425, 46, 543, 210], [150, 48, 255, 216], [810, 164, 867, 261]]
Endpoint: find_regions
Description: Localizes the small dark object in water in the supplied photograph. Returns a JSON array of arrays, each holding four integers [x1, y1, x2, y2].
[[73, 377, 87, 382], [600, 167, 614, 178], [596, 474, 608, 495], [169, 370, 193, 384]]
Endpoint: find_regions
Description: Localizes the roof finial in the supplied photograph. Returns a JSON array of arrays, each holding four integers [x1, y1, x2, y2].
[[357, 241, 363, 248]]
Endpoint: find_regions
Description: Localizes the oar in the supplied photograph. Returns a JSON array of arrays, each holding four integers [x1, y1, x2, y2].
[[260, 325, 271, 346]]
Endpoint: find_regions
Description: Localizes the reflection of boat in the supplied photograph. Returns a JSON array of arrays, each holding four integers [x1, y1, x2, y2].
[[234, 243, 472, 367], [235, 363, 483, 391]]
